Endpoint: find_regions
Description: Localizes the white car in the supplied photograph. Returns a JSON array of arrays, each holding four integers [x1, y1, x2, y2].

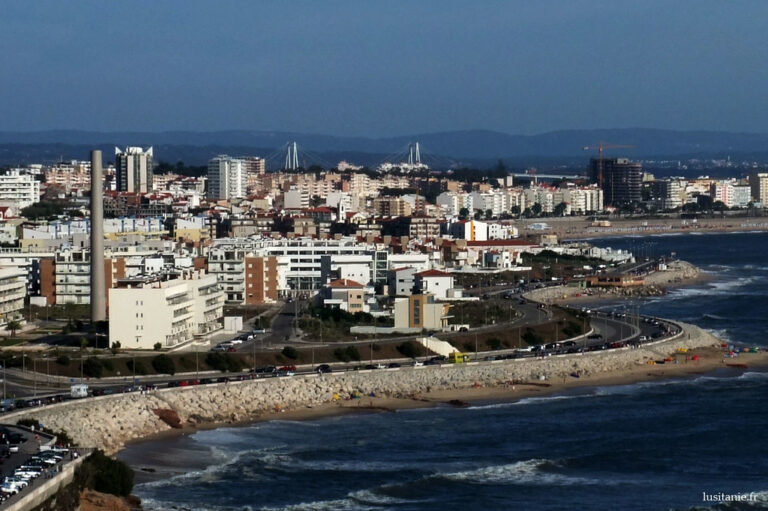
[[8, 445, 19, 453], [1, 484, 19, 495], [411, 360, 424, 367], [229, 339, 244, 345], [3, 477, 27, 488]]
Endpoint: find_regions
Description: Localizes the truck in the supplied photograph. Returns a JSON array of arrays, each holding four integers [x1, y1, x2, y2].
[[70, 384, 88, 399]]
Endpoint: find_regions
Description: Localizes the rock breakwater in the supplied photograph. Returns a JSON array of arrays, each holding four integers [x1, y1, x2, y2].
[[6, 322, 719, 455]]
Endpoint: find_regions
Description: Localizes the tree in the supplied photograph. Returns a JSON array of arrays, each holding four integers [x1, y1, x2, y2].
[[309, 195, 325, 208], [153, 342, 162, 351], [4, 320, 21, 338], [110, 341, 121, 355], [281, 346, 299, 360], [511, 205, 521, 217], [553, 202, 568, 217], [151, 354, 175, 375], [473, 210, 483, 220], [458, 207, 469, 220], [531, 203, 542, 216], [485, 209, 494, 220]]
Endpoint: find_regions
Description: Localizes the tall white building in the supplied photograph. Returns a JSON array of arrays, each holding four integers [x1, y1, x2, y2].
[[115, 147, 154, 193], [0, 267, 26, 328], [0, 170, 40, 209], [208, 155, 247, 200], [109, 271, 224, 350]]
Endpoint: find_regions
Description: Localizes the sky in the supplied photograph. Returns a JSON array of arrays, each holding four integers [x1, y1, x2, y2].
[[1, 0, 767, 137]]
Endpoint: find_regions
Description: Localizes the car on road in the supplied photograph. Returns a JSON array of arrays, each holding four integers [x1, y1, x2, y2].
[[387, 362, 401, 368], [279, 365, 297, 372], [315, 364, 332, 374], [229, 339, 244, 345], [411, 360, 424, 367], [252, 328, 268, 334]]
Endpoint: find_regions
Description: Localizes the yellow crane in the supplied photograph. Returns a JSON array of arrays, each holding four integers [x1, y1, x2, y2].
[[582, 143, 634, 188]]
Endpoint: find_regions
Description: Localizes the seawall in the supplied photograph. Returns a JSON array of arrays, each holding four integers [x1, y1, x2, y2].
[[4, 322, 720, 456]]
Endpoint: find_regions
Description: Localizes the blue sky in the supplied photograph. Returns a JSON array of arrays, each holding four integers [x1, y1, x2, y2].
[[1, 0, 767, 136]]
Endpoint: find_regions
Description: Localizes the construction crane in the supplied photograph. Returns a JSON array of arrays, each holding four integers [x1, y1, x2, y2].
[[583, 143, 634, 188]]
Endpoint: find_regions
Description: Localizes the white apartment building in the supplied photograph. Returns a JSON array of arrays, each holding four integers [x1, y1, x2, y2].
[[0, 267, 26, 328], [207, 237, 437, 300], [524, 188, 555, 213], [469, 191, 508, 217], [208, 155, 247, 200], [732, 185, 752, 208], [109, 271, 224, 350], [0, 171, 41, 209], [436, 192, 474, 216], [284, 187, 308, 209]]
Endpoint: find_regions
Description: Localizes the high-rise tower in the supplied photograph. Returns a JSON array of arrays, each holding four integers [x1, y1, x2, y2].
[[115, 146, 154, 193]]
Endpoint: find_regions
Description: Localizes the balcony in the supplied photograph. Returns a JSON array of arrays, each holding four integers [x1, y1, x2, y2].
[[166, 293, 191, 306]]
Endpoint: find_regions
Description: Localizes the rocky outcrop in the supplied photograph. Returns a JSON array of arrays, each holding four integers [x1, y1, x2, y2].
[[152, 409, 182, 429], [7, 323, 718, 456]]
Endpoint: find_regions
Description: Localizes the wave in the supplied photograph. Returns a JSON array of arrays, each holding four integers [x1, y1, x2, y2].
[[439, 458, 620, 486], [258, 489, 416, 511], [467, 394, 584, 411]]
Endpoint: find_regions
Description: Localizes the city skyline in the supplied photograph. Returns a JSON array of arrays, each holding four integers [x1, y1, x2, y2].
[[2, 1, 767, 136]]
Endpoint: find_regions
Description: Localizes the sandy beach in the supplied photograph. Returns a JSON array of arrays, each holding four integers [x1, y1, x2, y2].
[[122, 344, 768, 463]]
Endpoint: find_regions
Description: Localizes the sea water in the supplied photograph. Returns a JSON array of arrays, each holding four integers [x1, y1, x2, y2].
[[121, 232, 768, 511]]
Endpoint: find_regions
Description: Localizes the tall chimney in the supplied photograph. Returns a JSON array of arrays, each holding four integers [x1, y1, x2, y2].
[[90, 150, 106, 323]]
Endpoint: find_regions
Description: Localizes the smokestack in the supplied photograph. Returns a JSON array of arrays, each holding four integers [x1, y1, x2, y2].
[[90, 150, 106, 323]]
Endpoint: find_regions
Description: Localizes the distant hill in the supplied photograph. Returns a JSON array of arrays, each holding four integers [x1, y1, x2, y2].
[[1, 128, 767, 167]]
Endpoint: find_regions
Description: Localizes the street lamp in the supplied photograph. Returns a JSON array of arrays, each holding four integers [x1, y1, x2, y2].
[[0, 363, 5, 400]]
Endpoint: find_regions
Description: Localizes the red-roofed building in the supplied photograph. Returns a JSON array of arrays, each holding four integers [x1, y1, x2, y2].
[[318, 278, 374, 313], [414, 269, 458, 300]]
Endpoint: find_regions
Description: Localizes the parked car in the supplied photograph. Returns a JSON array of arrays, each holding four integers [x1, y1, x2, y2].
[[315, 364, 332, 374]]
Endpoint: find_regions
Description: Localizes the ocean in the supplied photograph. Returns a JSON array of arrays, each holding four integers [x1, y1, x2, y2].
[[120, 232, 768, 511]]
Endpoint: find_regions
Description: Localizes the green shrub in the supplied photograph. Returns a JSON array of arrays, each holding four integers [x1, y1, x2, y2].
[[153, 342, 162, 351], [82, 357, 103, 378], [522, 328, 543, 346], [76, 450, 134, 497], [281, 346, 299, 360], [126, 359, 147, 375], [344, 345, 360, 361], [151, 354, 175, 375], [333, 347, 350, 362], [56, 355, 70, 366], [396, 341, 422, 359], [101, 359, 115, 373], [204, 352, 244, 373]]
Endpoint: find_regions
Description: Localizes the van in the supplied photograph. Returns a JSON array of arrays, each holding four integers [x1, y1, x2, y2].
[[448, 352, 470, 363]]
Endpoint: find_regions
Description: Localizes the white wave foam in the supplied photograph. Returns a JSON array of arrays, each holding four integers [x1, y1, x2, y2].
[[441, 458, 606, 486], [258, 488, 412, 511], [139, 497, 242, 511]]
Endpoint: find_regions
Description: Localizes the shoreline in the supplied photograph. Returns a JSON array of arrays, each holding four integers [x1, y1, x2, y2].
[[122, 346, 768, 482]]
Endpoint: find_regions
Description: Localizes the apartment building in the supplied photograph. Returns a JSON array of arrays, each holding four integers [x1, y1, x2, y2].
[[208, 155, 248, 200], [0, 267, 26, 328], [750, 173, 768, 205], [109, 271, 224, 350], [116, 146, 154, 193], [393, 294, 451, 330], [0, 170, 41, 209]]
